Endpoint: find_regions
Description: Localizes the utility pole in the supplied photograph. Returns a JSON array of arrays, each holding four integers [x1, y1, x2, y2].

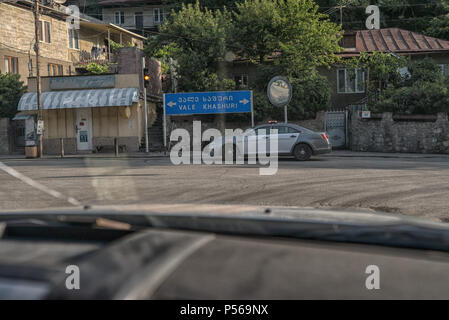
[[339, 1, 343, 26], [34, 0, 43, 158]]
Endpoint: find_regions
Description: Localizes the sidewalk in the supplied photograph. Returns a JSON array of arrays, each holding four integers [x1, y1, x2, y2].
[[0, 151, 169, 161], [2, 150, 449, 161], [324, 150, 449, 159]]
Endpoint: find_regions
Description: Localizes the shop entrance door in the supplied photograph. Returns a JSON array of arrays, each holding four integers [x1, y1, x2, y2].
[[75, 109, 93, 151]]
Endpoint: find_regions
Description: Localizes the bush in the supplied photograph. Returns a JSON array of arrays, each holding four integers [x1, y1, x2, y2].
[[0, 72, 27, 118], [373, 58, 449, 114], [251, 72, 331, 121], [85, 63, 109, 75]]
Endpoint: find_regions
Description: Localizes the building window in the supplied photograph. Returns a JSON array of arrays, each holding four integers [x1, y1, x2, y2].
[[48, 63, 63, 76], [115, 11, 124, 25], [68, 29, 79, 49], [234, 74, 248, 88], [38, 20, 51, 43], [154, 8, 164, 23], [337, 68, 365, 93], [4, 56, 18, 74], [439, 64, 449, 77], [135, 12, 143, 29]]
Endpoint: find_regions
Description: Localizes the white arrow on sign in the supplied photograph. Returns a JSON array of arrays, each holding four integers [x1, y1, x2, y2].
[[239, 99, 249, 105], [167, 101, 177, 107]]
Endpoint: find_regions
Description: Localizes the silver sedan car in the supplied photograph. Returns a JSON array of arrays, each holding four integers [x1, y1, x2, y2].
[[205, 123, 332, 161]]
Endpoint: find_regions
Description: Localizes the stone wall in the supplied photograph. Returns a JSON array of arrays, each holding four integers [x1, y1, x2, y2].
[[350, 112, 449, 154], [0, 118, 11, 155], [0, 2, 72, 84]]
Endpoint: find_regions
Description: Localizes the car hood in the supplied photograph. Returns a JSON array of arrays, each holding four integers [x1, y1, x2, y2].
[[0, 203, 445, 229]]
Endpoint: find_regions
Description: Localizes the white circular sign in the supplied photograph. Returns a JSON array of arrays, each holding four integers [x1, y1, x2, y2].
[[267, 76, 292, 107]]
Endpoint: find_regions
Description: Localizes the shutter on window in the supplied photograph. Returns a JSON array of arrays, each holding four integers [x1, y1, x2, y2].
[[38, 21, 43, 41], [44, 22, 51, 43]]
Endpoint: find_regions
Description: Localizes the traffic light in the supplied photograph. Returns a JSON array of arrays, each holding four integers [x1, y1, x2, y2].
[[143, 68, 150, 88]]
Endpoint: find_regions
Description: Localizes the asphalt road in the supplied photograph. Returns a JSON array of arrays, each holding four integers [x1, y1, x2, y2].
[[1, 154, 449, 222]]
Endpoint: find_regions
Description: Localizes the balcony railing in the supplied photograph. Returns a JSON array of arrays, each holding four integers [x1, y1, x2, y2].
[[72, 49, 117, 67]]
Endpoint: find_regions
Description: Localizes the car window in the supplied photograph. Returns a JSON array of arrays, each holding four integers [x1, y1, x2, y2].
[[288, 127, 300, 133], [256, 127, 271, 135], [274, 126, 289, 134]]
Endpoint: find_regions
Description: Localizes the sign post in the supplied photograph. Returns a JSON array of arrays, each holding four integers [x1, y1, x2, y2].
[[267, 76, 293, 123], [163, 94, 167, 151], [250, 90, 254, 127]]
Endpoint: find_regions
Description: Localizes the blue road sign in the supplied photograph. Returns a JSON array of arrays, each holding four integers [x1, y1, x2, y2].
[[164, 90, 252, 115]]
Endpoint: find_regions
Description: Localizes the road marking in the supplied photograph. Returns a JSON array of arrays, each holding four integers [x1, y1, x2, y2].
[[0, 161, 81, 206]]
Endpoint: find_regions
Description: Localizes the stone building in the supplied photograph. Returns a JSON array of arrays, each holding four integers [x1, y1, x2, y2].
[[0, 0, 145, 85], [99, 0, 164, 36], [16, 73, 153, 154], [227, 28, 449, 110], [11, 44, 163, 155]]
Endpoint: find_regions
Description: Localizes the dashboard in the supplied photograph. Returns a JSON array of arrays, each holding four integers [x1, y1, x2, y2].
[[0, 225, 449, 299]]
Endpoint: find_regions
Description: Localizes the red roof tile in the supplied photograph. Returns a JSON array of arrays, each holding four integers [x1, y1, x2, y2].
[[340, 28, 449, 56]]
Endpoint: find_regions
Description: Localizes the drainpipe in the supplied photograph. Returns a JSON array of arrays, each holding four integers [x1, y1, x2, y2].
[[107, 28, 111, 62], [34, 0, 43, 158]]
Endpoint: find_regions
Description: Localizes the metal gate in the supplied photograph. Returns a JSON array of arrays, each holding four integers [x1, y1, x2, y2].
[[325, 111, 348, 149]]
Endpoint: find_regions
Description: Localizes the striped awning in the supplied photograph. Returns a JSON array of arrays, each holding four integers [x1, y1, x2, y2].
[[18, 88, 139, 111]]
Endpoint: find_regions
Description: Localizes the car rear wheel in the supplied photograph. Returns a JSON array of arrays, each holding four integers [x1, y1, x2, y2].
[[293, 143, 312, 161]]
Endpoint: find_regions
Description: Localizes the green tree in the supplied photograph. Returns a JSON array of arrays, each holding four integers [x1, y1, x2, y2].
[[316, 0, 449, 34], [373, 58, 449, 114], [230, 0, 340, 119], [146, 1, 235, 92], [232, 0, 343, 75], [147, 0, 341, 120], [351, 52, 407, 105], [162, 0, 243, 11], [0, 73, 27, 119]]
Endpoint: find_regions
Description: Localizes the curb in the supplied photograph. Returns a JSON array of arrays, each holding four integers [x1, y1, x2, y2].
[[324, 152, 449, 159], [0, 153, 170, 161]]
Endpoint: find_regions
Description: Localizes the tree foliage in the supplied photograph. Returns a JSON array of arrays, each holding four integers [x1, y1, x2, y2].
[[147, 0, 341, 120], [316, 0, 449, 35], [146, 2, 234, 92], [162, 0, 243, 11], [372, 58, 449, 114], [232, 0, 342, 75], [0, 73, 27, 119], [252, 71, 331, 121], [347, 52, 407, 105]]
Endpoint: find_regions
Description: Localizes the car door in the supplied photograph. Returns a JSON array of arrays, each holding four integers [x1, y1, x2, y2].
[[277, 126, 300, 154], [245, 126, 270, 155]]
